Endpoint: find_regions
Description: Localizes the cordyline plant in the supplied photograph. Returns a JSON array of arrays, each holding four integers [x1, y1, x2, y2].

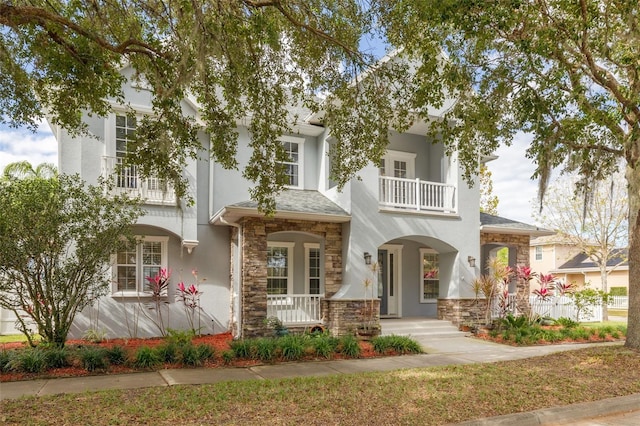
[[140, 268, 171, 336], [176, 269, 203, 334], [0, 173, 142, 347]]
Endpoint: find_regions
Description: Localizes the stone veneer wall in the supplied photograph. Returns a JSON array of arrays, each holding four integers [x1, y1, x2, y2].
[[322, 299, 381, 336], [480, 232, 532, 316], [437, 299, 486, 325], [239, 217, 343, 338]]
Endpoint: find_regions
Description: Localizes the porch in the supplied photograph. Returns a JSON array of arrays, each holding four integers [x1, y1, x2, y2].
[[379, 176, 456, 214], [267, 294, 323, 325]]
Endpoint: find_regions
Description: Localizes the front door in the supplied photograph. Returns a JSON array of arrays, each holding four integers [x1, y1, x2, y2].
[[378, 245, 402, 317]]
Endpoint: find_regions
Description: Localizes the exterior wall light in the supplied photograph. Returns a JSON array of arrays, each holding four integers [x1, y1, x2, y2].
[[364, 252, 372, 265], [467, 256, 476, 268]]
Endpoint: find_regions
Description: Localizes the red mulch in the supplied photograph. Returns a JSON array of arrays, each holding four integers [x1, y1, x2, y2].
[[1, 332, 381, 383], [474, 331, 625, 346]]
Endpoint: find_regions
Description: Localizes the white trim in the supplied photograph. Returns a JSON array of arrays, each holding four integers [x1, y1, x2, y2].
[[304, 242, 321, 295], [535, 246, 543, 261], [381, 150, 417, 179], [419, 248, 439, 304], [280, 136, 305, 189], [111, 236, 169, 296], [380, 244, 403, 317], [267, 241, 295, 295]]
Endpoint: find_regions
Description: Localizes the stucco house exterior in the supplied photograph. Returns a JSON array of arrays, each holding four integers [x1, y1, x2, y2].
[[10, 64, 547, 340]]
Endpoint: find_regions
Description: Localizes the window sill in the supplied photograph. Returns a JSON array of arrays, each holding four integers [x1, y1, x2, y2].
[[420, 299, 438, 304], [111, 292, 169, 300]]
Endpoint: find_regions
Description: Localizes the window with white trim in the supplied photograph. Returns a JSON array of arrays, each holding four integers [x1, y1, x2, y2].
[[379, 150, 416, 179], [305, 243, 321, 295], [535, 246, 543, 261], [115, 114, 138, 189], [267, 242, 295, 295], [113, 236, 168, 294], [420, 248, 439, 302], [279, 136, 304, 188]]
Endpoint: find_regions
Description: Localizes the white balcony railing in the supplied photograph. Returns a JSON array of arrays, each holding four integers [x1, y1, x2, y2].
[[267, 294, 323, 325], [379, 176, 456, 213], [102, 156, 176, 205]]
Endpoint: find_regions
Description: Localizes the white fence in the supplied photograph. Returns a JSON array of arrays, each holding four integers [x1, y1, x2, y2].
[[379, 176, 456, 213], [267, 294, 323, 324], [492, 294, 612, 322], [610, 296, 629, 310]]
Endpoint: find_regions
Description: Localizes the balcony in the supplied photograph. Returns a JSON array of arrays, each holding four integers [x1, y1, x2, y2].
[[102, 156, 176, 205], [267, 294, 323, 325], [379, 176, 456, 214]]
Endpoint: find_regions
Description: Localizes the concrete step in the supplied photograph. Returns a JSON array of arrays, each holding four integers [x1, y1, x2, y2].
[[380, 318, 464, 338]]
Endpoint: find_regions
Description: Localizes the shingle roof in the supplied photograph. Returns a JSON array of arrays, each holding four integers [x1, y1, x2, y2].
[[480, 212, 554, 236], [557, 248, 628, 270], [231, 190, 349, 217]]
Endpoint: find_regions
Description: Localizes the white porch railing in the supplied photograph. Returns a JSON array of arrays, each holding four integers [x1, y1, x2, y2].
[[379, 176, 456, 213], [267, 294, 323, 325], [102, 156, 176, 205]]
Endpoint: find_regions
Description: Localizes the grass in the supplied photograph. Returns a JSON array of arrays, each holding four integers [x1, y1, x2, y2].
[[0, 334, 40, 344], [2, 345, 640, 425]]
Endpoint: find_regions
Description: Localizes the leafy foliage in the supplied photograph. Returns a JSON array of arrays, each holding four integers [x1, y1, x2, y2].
[[371, 335, 422, 354], [78, 346, 109, 372], [0, 170, 143, 347], [133, 346, 161, 369]]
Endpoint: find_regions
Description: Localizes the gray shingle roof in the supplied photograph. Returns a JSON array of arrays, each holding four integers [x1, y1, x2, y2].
[[480, 212, 554, 236], [557, 249, 628, 270], [230, 189, 349, 218]]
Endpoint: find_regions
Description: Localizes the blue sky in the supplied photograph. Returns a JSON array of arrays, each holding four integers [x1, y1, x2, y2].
[[0, 122, 540, 224]]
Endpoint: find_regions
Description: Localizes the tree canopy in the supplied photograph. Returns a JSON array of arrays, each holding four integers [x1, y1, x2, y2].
[[0, 167, 142, 346]]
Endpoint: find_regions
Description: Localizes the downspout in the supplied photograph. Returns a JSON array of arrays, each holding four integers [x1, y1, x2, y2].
[[219, 214, 243, 339]]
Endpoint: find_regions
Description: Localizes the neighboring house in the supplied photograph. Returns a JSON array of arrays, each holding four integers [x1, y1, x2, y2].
[[529, 234, 581, 274], [552, 249, 629, 293], [17, 63, 549, 340]]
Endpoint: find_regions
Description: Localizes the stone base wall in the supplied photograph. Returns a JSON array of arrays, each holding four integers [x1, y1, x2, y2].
[[322, 299, 380, 336], [437, 299, 487, 326]]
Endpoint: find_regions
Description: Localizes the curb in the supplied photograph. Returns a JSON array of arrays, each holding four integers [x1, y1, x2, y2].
[[454, 393, 640, 425]]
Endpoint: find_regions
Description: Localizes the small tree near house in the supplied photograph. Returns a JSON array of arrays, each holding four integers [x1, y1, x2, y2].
[[0, 170, 142, 347]]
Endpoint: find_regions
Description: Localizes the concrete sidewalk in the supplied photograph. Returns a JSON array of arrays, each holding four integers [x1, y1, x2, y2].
[[2, 337, 639, 425]]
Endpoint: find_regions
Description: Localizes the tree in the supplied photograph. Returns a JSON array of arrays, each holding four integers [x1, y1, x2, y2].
[[0, 0, 414, 211], [371, 1, 640, 348], [535, 172, 628, 320], [479, 164, 499, 215], [2, 161, 57, 180], [0, 167, 143, 347]]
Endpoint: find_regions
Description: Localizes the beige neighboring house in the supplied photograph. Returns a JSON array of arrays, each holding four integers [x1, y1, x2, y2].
[[529, 235, 629, 294]]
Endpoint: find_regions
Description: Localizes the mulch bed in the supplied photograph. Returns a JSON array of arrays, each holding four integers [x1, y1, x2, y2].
[[1, 332, 380, 383]]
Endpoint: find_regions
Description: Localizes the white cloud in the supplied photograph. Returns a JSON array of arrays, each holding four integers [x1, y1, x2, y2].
[[486, 132, 540, 225], [0, 121, 57, 173]]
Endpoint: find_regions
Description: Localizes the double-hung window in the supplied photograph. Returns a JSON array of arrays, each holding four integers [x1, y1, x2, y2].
[[113, 236, 168, 294], [267, 242, 295, 295], [535, 246, 543, 261], [305, 243, 321, 295], [279, 136, 304, 189], [115, 114, 138, 189]]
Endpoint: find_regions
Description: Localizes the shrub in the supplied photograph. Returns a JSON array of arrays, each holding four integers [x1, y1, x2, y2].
[[278, 334, 306, 361], [166, 328, 195, 348], [11, 348, 47, 373], [0, 350, 16, 373], [43, 347, 71, 369], [372, 335, 422, 354], [78, 346, 109, 372], [338, 335, 360, 358], [255, 338, 278, 362], [181, 343, 214, 366], [155, 342, 180, 363], [221, 350, 235, 365], [82, 328, 108, 343], [610, 287, 627, 296], [556, 317, 579, 328], [105, 346, 128, 365], [229, 339, 253, 359], [311, 334, 338, 359], [133, 346, 161, 369]]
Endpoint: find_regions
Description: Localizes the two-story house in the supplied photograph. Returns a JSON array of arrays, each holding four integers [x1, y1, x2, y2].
[[48, 63, 546, 340]]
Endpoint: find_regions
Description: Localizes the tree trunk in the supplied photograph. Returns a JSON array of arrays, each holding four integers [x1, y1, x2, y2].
[[601, 265, 609, 322], [625, 164, 640, 348]]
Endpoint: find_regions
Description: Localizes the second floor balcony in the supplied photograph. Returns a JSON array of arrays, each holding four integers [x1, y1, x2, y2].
[[102, 156, 176, 205], [379, 176, 457, 214]]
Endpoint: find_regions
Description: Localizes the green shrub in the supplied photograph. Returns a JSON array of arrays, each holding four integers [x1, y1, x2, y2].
[[133, 346, 161, 369], [255, 338, 278, 362], [196, 343, 215, 360], [78, 346, 109, 372], [166, 329, 195, 348], [155, 342, 179, 363], [221, 350, 235, 365], [11, 348, 47, 373], [105, 346, 128, 365], [371, 335, 422, 354], [43, 347, 71, 369], [311, 334, 338, 359], [338, 335, 360, 358], [0, 350, 16, 373], [610, 287, 627, 296], [278, 334, 306, 361], [229, 339, 253, 359], [556, 317, 579, 328], [181, 343, 214, 366], [501, 314, 529, 330], [568, 328, 591, 341]]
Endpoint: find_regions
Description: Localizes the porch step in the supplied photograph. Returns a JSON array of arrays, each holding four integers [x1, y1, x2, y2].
[[380, 318, 464, 339]]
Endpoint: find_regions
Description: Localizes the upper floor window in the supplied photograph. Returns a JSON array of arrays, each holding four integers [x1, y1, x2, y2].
[[113, 236, 168, 295], [535, 246, 543, 261], [115, 114, 138, 189], [279, 136, 304, 189]]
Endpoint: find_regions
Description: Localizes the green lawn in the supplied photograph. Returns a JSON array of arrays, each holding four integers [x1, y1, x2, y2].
[[0, 334, 34, 344], [2, 345, 640, 425]]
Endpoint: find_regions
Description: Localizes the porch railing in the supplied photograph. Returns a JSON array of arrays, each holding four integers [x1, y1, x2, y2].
[[610, 296, 628, 310], [102, 156, 176, 205], [379, 176, 456, 213], [267, 294, 323, 324]]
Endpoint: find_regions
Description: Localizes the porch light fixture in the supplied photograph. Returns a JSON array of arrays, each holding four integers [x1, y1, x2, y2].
[[467, 256, 476, 268], [364, 252, 372, 265]]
